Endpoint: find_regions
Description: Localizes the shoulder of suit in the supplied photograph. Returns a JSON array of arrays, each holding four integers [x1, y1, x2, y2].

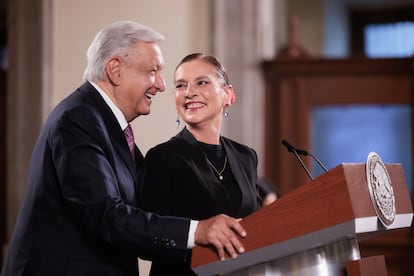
[[146, 137, 182, 156], [221, 136, 256, 153]]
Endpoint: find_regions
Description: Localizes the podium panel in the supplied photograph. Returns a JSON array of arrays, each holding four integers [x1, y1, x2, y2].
[[225, 238, 360, 276], [345, 255, 388, 276]]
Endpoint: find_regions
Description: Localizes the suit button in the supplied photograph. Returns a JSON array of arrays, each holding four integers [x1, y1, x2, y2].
[[171, 240, 176, 247]]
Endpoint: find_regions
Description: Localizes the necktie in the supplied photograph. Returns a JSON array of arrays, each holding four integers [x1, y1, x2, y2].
[[124, 124, 135, 159]]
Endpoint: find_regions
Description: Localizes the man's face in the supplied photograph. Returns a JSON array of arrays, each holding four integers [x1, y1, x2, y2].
[[115, 41, 166, 122]]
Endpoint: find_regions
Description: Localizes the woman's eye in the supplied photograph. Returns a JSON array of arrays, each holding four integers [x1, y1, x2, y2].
[[175, 83, 185, 89]]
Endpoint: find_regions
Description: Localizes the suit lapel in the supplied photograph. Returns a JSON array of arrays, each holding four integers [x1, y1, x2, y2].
[[221, 137, 256, 215], [79, 82, 139, 182], [177, 129, 219, 192]]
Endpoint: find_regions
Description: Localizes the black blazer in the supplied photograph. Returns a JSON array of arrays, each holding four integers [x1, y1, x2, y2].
[[1, 82, 190, 276], [142, 128, 260, 275]]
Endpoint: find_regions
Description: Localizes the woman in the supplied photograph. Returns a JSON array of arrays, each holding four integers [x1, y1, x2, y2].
[[141, 53, 261, 275]]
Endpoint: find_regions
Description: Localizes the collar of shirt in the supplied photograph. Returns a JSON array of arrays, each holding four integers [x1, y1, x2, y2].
[[89, 81, 128, 131]]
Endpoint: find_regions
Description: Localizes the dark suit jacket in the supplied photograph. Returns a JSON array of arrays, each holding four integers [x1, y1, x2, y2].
[[1, 82, 190, 276], [142, 128, 260, 275]]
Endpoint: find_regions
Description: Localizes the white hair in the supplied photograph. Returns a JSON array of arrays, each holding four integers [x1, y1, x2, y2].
[[83, 21, 164, 82]]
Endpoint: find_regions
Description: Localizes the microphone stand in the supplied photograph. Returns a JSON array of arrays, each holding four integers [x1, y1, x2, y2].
[[281, 139, 328, 180], [308, 153, 328, 172], [291, 148, 314, 180]]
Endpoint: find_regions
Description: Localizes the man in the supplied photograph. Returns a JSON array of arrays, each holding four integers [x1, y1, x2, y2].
[[1, 21, 246, 276]]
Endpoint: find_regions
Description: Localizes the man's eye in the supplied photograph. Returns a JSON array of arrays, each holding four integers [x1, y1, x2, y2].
[[198, 80, 208, 85], [175, 83, 185, 89]]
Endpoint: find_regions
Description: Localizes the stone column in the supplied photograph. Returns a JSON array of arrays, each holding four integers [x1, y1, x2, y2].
[[212, 0, 286, 175], [5, 0, 52, 252]]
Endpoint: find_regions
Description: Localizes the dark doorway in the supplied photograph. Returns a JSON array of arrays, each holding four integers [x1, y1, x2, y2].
[[0, 0, 7, 269]]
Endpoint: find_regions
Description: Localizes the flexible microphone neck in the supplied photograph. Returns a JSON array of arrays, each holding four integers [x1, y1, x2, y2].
[[281, 139, 328, 174], [281, 140, 314, 180], [308, 153, 328, 173], [281, 139, 308, 155]]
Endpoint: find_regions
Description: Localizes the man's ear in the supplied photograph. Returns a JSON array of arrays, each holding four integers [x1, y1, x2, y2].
[[106, 57, 122, 85], [224, 85, 236, 106]]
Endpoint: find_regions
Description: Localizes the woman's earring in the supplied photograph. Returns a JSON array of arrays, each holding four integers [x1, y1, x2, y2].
[[175, 115, 181, 129], [224, 109, 229, 119]]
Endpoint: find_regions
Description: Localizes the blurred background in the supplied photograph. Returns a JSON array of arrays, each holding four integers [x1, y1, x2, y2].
[[1, 0, 413, 275]]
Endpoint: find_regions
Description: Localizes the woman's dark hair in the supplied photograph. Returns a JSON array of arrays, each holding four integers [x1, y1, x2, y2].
[[175, 53, 230, 86]]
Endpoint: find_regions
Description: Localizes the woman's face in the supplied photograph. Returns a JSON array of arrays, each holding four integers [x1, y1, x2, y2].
[[174, 59, 230, 128]]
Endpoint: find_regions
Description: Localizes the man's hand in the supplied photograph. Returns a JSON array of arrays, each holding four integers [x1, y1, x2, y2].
[[194, 214, 247, 261]]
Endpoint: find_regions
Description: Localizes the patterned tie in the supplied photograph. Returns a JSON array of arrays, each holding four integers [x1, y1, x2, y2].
[[124, 124, 135, 159]]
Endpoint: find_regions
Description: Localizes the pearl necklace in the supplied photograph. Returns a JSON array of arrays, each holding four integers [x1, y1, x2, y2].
[[206, 155, 228, 180]]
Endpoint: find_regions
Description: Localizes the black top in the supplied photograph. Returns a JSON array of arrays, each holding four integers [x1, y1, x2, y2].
[[198, 141, 242, 215], [142, 127, 260, 275]]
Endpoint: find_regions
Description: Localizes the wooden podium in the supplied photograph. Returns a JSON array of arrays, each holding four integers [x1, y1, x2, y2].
[[191, 163, 413, 275]]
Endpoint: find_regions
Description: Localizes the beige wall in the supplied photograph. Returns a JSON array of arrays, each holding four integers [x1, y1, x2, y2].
[[52, 0, 212, 155], [49, 0, 324, 164], [287, 0, 324, 56]]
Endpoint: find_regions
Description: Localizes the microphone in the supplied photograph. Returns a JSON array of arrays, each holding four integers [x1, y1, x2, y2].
[[287, 141, 328, 173], [281, 140, 314, 180], [281, 139, 308, 156], [281, 140, 329, 180]]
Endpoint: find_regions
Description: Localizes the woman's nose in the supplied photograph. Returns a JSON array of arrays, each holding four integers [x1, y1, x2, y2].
[[185, 83, 197, 98]]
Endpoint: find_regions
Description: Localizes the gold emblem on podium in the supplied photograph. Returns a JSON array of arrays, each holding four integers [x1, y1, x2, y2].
[[366, 152, 396, 226]]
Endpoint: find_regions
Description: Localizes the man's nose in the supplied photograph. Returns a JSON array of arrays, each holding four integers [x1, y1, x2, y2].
[[156, 72, 166, 92]]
